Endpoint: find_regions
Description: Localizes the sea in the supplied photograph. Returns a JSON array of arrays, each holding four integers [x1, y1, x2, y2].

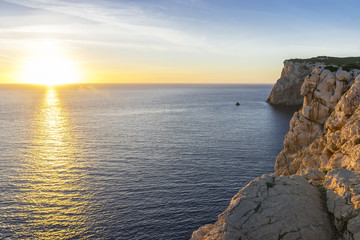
[[0, 84, 297, 240]]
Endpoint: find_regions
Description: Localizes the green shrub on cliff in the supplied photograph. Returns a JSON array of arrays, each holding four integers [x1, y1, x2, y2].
[[324, 65, 338, 72], [289, 56, 360, 71]]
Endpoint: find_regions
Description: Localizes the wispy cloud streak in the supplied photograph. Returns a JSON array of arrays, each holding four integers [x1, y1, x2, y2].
[[2, 0, 214, 51]]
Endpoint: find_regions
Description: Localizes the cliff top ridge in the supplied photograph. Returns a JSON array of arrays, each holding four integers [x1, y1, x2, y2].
[[267, 56, 360, 106], [288, 56, 360, 71]]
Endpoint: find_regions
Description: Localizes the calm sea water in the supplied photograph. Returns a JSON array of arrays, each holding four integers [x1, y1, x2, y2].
[[0, 84, 296, 240]]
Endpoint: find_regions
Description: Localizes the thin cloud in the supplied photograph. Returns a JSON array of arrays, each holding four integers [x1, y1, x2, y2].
[[2, 0, 216, 51]]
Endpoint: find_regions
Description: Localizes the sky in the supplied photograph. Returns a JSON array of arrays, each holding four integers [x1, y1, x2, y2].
[[0, 0, 360, 84]]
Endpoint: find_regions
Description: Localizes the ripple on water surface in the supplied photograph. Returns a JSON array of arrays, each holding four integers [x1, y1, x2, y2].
[[0, 84, 296, 239]]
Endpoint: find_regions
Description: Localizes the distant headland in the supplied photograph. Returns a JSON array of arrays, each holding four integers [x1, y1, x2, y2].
[[267, 56, 360, 106]]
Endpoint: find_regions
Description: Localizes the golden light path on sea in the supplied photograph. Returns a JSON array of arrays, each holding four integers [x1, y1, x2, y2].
[[14, 88, 92, 239]]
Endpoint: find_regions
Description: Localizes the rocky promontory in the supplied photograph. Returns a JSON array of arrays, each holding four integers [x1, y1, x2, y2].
[[267, 56, 360, 106], [192, 57, 360, 240], [266, 60, 319, 106]]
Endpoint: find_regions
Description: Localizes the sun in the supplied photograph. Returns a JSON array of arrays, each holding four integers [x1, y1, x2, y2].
[[19, 54, 82, 86]]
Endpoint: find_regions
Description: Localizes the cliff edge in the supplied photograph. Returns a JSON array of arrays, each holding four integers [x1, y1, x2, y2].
[[266, 60, 320, 106], [267, 56, 360, 106], [275, 66, 360, 175], [191, 58, 360, 240]]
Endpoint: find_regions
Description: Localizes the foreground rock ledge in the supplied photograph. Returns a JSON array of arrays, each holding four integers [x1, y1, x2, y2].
[[191, 173, 335, 240]]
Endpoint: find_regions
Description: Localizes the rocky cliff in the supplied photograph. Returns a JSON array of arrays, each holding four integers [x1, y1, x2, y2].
[[266, 60, 320, 106], [275, 67, 360, 175], [267, 56, 360, 106], [191, 59, 360, 240]]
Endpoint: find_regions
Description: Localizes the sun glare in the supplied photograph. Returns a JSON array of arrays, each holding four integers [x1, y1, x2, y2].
[[19, 54, 82, 86]]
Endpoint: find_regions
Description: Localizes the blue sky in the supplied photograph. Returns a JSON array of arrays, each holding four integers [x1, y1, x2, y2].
[[0, 0, 359, 83]]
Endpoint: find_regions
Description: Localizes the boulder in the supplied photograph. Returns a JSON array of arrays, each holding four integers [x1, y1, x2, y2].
[[191, 174, 335, 240]]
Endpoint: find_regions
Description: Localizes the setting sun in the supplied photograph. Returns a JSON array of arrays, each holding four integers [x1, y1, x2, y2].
[[19, 54, 82, 86]]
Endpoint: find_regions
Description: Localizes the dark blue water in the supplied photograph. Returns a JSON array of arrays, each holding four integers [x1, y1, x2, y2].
[[0, 84, 295, 239]]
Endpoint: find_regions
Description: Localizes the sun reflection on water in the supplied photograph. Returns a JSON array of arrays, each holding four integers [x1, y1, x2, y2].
[[12, 88, 92, 239]]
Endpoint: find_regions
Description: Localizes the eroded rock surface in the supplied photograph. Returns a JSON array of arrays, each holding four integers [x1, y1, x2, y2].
[[325, 169, 360, 240], [275, 67, 360, 175], [267, 60, 322, 106], [191, 174, 335, 240], [299, 167, 326, 185]]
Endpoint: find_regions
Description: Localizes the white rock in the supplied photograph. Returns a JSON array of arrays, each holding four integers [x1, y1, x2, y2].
[[191, 174, 335, 240], [336, 70, 352, 82]]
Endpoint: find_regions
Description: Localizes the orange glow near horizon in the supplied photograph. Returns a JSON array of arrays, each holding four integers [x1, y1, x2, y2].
[[6, 41, 280, 85]]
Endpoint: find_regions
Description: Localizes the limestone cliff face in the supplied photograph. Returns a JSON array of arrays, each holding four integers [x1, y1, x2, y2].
[[275, 67, 360, 175], [266, 60, 322, 106], [192, 61, 360, 240]]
